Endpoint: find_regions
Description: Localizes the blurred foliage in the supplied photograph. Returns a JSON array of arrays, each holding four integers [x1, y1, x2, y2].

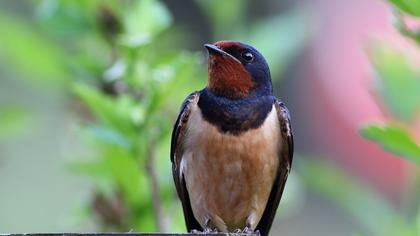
[[367, 43, 420, 121], [299, 158, 418, 236], [0, 106, 32, 138], [393, 10, 420, 45], [389, 0, 420, 17], [0, 0, 206, 232], [232, 8, 314, 80], [0, 13, 68, 87], [300, 2, 420, 236], [350, 1, 420, 235], [360, 2, 420, 166], [194, 0, 248, 40], [57, 0, 203, 231]]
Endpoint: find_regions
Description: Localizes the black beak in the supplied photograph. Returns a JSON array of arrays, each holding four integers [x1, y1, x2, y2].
[[204, 43, 241, 63], [204, 44, 228, 56]]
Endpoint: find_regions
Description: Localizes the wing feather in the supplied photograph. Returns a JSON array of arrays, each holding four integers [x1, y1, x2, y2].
[[170, 91, 202, 231], [256, 99, 293, 236]]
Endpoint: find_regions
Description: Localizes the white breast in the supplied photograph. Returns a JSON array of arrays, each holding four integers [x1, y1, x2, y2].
[[180, 104, 281, 231]]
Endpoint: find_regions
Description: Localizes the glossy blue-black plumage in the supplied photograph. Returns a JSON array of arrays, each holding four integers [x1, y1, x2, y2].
[[198, 88, 275, 134]]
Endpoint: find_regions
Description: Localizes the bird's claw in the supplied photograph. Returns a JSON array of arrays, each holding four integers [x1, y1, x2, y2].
[[232, 226, 260, 236], [233, 228, 242, 233], [190, 228, 218, 234]]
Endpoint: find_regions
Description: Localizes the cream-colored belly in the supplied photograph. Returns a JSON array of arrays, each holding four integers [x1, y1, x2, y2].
[[181, 105, 281, 231]]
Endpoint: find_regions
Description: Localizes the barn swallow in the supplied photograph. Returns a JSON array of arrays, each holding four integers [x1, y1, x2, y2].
[[170, 41, 293, 236]]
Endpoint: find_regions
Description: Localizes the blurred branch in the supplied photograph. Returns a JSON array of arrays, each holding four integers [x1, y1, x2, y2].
[[93, 191, 127, 229], [146, 140, 166, 232]]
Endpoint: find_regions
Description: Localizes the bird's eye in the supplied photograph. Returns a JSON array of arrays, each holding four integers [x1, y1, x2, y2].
[[241, 52, 254, 62]]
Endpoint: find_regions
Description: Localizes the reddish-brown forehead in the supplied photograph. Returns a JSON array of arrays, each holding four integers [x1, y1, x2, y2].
[[214, 41, 244, 50]]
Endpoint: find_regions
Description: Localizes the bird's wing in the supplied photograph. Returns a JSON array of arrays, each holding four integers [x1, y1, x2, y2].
[[170, 91, 202, 231], [256, 99, 293, 236]]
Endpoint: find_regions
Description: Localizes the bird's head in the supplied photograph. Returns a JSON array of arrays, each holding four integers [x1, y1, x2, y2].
[[205, 40, 272, 99]]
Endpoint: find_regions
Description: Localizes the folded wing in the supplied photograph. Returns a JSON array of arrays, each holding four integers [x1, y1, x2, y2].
[[170, 91, 202, 231], [255, 99, 294, 236]]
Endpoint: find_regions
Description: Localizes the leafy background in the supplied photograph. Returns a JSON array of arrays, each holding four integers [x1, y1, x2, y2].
[[0, 0, 419, 235]]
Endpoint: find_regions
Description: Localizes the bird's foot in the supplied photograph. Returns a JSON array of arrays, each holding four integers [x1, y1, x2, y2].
[[203, 227, 218, 233], [190, 228, 218, 234], [233, 226, 260, 236], [233, 228, 242, 233]]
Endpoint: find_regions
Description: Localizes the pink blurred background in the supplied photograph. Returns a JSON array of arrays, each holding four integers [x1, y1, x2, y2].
[[296, 0, 417, 197]]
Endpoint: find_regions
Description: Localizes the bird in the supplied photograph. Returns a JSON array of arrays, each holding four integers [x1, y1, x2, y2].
[[170, 40, 293, 236]]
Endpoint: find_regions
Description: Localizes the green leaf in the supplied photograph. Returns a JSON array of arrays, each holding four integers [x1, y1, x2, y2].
[[0, 13, 69, 87], [148, 52, 205, 110], [132, 208, 155, 231], [72, 83, 140, 139], [70, 146, 147, 209], [392, 11, 420, 45], [35, 0, 93, 38], [0, 106, 32, 138], [389, 0, 420, 17], [368, 43, 420, 121], [299, 158, 417, 236], [69, 159, 115, 198], [103, 148, 145, 208], [84, 125, 131, 149], [36, 0, 123, 39], [120, 0, 172, 47], [361, 123, 420, 164]]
